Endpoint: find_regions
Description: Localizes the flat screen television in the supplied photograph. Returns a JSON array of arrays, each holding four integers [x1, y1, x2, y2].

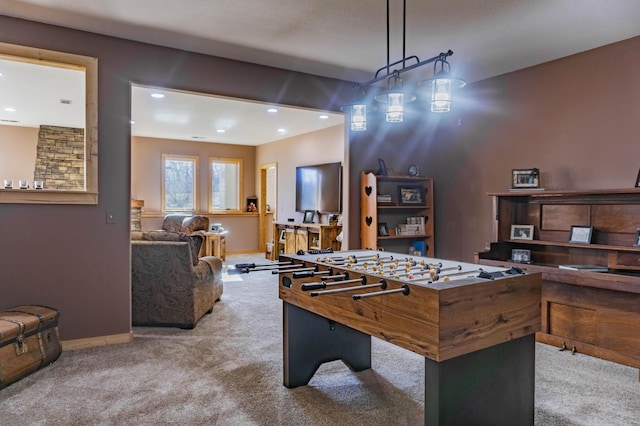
[[295, 162, 342, 214]]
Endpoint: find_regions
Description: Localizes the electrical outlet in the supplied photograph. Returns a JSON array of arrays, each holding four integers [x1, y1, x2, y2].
[[105, 209, 116, 224]]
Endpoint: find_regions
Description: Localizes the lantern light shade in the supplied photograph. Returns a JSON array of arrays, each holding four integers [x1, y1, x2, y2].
[[420, 58, 466, 113], [350, 103, 367, 131], [374, 76, 415, 123]]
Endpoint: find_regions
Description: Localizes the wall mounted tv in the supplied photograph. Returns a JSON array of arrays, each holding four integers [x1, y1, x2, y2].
[[295, 162, 342, 214]]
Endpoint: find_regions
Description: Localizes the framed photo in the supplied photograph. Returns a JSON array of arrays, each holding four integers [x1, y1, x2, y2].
[[378, 222, 389, 237], [377, 158, 388, 176], [510, 224, 534, 240], [633, 228, 640, 247], [303, 210, 315, 224], [569, 225, 593, 244], [635, 169, 640, 188], [398, 185, 424, 205], [512, 168, 540, 189], [511, 249, 531, 263]]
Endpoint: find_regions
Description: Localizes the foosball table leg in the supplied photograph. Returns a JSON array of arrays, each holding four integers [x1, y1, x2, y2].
[[283, 302, 371, 388], [423, 334, 535, 425]]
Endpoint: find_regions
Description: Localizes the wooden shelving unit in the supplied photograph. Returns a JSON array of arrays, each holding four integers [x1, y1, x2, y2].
[[476, 188, 640, 373], [360, 171, 434, 256]]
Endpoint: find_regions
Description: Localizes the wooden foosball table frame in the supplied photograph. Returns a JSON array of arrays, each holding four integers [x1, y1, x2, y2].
[[276, 250, 542, 425]]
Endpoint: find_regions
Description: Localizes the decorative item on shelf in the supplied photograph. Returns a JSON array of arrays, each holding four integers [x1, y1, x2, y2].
[[377, 193, 392, 204], [634, 228, 640, 247], [511, 168, 541, 189], [398, 185, 424, 205], [408, 164, 419, 177], [3, 179, 13, 189], [569, 225, 593, 244], [33, 180, 44, 190], [510, 225, 534, 240], [341, 0, 464, 131], [635, 168, 640, 188], [246, 196, 258, 212], [376, 158, 388, 176], [511, 249, 531, 263], [303, 210, 315, 224], [18, 180, 28, 189], [378, 222, 389, 237]]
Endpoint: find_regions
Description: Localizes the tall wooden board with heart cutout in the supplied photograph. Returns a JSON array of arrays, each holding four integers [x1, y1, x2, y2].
[[360, 171, 434, 255]]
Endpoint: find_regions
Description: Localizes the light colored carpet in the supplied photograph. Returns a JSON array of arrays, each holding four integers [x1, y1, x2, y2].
[[0, 253, 638, 425]]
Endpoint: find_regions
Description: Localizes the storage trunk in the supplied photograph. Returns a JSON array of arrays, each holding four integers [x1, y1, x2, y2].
[[0, 305, 62, 389]]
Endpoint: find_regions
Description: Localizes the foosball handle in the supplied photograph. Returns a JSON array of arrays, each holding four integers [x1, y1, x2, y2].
[[301, 283, 326, 291]]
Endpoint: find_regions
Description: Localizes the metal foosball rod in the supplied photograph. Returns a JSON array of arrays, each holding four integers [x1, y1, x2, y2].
[[412, 268, 483, 282], [301, 275, 366, 291], [347, 254, 394, 264], [310, 280, 387, 297], [353, 284, 410, 300], [230, 261, 294, 274], [272, 265, 317, 275]]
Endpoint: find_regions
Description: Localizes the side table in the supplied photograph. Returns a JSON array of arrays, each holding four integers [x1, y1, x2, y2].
[[205, 232, 227, 261]]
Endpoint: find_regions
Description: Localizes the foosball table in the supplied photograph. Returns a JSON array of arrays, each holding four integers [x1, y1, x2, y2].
[[238, 249, 541, 425]]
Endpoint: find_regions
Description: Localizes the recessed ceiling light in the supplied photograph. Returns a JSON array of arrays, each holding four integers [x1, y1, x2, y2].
[[4, 107, 16, 112], [217, 129, 226, 133], [151, 93, 165, 99], [277, 128, 286, 134], [319, 114, 329, 119], [267, 107, 278, 113]]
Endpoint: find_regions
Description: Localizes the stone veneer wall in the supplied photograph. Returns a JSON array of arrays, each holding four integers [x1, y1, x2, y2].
[[33, 125, 85, 190]]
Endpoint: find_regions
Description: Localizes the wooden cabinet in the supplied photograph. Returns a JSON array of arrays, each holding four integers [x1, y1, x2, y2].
[[273, 222, 342, 256], [476, 189, 640, 373], [360, 171, 434, 256]]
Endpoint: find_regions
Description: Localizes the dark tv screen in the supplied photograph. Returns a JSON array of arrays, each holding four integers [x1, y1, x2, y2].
[[295, 162, 342, 213]]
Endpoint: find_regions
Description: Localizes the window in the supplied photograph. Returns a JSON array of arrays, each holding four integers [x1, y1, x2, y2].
[[162, 154, 199, 212], [209, 157, 242, 212]]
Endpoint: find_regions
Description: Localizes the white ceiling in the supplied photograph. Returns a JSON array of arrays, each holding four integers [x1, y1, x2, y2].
[[2, 0, 640, 144]]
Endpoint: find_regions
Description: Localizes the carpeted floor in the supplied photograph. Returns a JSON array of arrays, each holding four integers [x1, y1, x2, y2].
[[0, 253, 638, 425]]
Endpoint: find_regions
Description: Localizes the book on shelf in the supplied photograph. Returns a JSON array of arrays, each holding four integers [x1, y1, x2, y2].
[[558, 264, 608, 272]]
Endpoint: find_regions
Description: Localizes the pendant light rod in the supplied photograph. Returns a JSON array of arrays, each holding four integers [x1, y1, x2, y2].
[[355, 50, 454, 90], [353, 0, 454, 90]]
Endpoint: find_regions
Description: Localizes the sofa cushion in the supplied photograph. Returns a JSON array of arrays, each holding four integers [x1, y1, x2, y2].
[[182, 215, 209, 233], [161, 215, 186, 233], [132, 231, 203, 266]]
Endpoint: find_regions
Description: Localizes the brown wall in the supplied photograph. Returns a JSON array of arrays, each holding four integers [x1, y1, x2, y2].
[[0, 16, 352, 341], [347, 36, 640, 262]]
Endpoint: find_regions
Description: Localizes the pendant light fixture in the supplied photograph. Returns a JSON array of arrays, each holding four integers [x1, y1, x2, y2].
[[343, 0, 465, 131]]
